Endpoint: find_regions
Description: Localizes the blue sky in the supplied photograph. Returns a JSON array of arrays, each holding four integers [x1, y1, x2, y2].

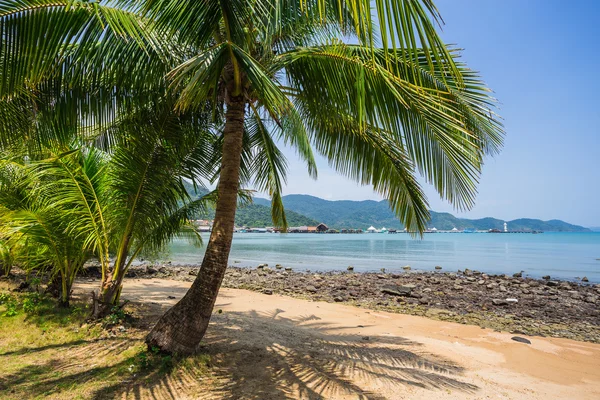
[[271, 0, 600, 227]]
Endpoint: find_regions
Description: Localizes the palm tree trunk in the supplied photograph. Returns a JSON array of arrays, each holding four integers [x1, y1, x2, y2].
[[145, 97, 246, 354], [59, 270, 70, 308]]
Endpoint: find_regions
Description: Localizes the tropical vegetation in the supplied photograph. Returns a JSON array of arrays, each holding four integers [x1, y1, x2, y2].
[[0, 0, 503, 354], [0, 126, 215, 312]]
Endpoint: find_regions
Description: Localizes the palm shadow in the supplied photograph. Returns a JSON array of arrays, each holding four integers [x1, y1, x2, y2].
[[197, 308, 477, 399], [2, 307, 478, 399]]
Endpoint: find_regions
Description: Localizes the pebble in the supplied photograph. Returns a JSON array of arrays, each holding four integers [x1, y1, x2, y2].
[[435, 266, 442, 270], [262, 289, 273, 295], [347, 266, 354, 271], [381, 284, 415, 296], [402, 265, 411, 271]]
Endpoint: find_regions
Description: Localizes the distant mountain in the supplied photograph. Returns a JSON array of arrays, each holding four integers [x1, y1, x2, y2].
[[234, 204, 319, 227], [182, 181, 318, 227], [254, 194, 591, 232], [589, 227, 600, 232]]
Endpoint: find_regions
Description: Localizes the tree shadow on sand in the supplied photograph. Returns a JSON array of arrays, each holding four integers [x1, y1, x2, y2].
[[196, 308, 478, 400], [2, 307, 478, 400]]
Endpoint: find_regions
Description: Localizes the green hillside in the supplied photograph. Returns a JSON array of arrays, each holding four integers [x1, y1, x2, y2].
[[183, 182, 589, 231], [234, 204, 319, 227], [182, 181, 318, 227], [254, 194, 590, 232]]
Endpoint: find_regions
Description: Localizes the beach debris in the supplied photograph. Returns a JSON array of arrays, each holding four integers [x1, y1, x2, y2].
[[188, 269, 198, 276], [513, 272, 522, 278], [542, 275, 551, 280], [511, 336, 531, 345], [262, 289, 273, 295], [402, 265, 411, 271], [347, 266, 354, 271], [380, 268, 386, 273], [435, 266, 442, 270], [167, 295, 176, 299], [506, 298, 519, 304], [381, 284, 414, 296], [362, 336, 370, 341], [582, 276, 589, 282], [492, 299, 508, 306]]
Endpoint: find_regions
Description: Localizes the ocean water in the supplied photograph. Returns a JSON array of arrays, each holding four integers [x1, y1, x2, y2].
[[164, 232, 600, 283]]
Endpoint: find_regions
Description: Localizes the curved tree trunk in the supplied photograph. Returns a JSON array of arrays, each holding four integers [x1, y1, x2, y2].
[[146, 97, 246, 354]]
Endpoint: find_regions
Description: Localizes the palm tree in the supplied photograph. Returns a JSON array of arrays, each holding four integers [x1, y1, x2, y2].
[[0, 0, 504, 353]]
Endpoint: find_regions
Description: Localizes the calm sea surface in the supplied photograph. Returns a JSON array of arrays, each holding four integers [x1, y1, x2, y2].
[[165, 232, 600, 282]]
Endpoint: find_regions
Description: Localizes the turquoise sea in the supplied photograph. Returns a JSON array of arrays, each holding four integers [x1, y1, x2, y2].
[[165, 232, 600, 282]]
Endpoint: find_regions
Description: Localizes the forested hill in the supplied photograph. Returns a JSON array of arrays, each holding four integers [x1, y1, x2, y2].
[[182, 181, 318, 227], [253, 194, 590, 232]]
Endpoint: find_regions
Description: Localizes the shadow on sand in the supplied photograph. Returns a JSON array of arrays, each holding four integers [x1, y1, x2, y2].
[[2, 307, 478, 399]]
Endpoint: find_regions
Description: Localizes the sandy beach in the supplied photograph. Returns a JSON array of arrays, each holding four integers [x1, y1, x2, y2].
[[75, 278, 600, 399]]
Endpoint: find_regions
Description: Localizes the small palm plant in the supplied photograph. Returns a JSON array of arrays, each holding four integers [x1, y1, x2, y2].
[[0, 122, 217, 312]]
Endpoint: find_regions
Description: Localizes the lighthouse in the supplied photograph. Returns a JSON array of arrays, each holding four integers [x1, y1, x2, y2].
[[504, 222, 508, 232]]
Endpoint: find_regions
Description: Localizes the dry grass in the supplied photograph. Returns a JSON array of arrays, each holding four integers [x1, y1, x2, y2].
[[0, 279, 213, 400]]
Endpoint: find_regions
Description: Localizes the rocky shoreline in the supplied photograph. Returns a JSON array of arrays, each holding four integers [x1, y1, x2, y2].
[[81, 262, 600, 343]]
